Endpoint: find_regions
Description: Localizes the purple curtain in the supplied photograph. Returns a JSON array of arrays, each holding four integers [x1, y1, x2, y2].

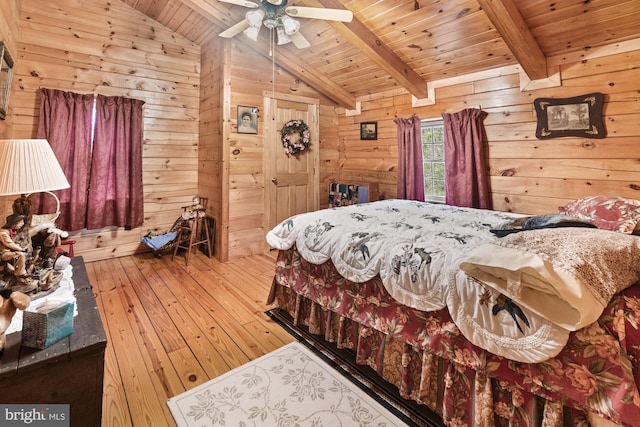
[[442, 108, 491, 209], [36, 88, 94, 232], [87, 95, 145, 230], [394, 114, 424, 201]]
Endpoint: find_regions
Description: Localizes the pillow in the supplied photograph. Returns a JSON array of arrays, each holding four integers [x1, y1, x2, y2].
[[559, 195, 640, 234]]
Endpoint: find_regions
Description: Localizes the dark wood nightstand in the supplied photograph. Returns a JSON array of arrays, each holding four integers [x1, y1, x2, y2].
[[0, 257, 107, 427]]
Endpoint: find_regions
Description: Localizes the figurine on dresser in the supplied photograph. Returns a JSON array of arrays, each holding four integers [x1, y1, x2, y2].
[[0, 213, 65, 296], [0, 214, 36, 294]]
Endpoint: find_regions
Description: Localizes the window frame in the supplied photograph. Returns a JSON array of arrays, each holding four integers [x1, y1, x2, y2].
[[421, 118, 446, 203]]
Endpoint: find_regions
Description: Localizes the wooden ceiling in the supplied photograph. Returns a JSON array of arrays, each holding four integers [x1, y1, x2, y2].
[[121, 0, 640, 108]]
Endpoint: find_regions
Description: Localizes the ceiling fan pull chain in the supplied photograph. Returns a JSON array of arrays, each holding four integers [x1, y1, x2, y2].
[[269, 27, 274, 57], [271, 28, 276, 98]]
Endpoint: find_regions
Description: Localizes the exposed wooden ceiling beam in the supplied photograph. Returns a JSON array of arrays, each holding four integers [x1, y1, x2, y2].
[[249, 39, 357, 108], [178, 0, 356, 107], [313, 0, 428, 100], [475, 0, 548, 80], [177, 0, 244, 28]]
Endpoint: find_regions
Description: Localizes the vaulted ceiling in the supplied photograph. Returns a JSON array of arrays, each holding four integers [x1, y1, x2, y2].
[[121, 0, 640, 108]]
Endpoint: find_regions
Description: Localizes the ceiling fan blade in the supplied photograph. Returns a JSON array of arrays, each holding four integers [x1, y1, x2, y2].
[[285, 6, 353, 22], [219, 19, 251, 38], [218, 0, 259, 8], [289, 31, 311, 49]]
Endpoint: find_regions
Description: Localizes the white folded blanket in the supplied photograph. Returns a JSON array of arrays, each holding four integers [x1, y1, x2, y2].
[[460, 228, 640, 331]]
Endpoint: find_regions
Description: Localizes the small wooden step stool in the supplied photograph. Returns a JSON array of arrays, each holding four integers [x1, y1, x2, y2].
[[172, 197, 212, 266]]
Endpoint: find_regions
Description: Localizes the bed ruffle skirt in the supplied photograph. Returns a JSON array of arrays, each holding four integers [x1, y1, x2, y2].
[[269, 283, 574, 426], [267, 248, 640, 426]]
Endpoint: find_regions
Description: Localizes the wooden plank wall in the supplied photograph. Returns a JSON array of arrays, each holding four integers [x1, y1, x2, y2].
[[3, 0, 201, 262], [198, 36, 224, 261], [318, 104, 341, 209], [335, 49, 640, 214], [3, 2, 638, 263], [199, 40, 330, 261], [0, 0, 20, 142]]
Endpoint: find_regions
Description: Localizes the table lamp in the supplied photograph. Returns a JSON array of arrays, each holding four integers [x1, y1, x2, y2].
[[0, 139, 70, 220]]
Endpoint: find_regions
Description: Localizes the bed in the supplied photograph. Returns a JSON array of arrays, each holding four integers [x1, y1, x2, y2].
[[266, 197, 640, 426]]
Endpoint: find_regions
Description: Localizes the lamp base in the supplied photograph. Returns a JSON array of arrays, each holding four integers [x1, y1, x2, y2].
[[11, 193, 32, 221]]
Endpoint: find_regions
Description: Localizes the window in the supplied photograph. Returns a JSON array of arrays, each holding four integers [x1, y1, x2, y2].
[[421, 119, 445, 202], [37, 89, 145, 231]]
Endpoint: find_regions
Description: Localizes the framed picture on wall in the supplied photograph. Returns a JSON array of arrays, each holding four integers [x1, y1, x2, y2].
[[237, 105, 258, 134], [0, 42, 14, 121], [534, 93, 605, 139], [360, 122, 377, 140]]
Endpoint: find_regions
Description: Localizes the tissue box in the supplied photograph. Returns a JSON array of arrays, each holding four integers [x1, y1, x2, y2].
[[22, 301, 75, 349]]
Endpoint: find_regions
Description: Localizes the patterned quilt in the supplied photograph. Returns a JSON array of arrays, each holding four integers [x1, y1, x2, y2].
[[266, 200, 640, 363], [267, 199, 520, 311]]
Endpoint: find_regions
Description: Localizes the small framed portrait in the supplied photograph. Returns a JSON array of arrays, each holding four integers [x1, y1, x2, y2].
[[360, 122, 377, 140], [237, 105, 258, 134]]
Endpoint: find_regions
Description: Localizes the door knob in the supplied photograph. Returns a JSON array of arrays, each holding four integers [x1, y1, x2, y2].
[[271, 177, 278, 184]]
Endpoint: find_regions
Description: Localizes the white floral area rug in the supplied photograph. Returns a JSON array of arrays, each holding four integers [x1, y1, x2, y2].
[[167, 341, 408, 426]]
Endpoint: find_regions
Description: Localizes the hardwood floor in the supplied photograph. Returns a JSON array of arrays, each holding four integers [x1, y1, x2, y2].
[[85, 249, 294, 427]]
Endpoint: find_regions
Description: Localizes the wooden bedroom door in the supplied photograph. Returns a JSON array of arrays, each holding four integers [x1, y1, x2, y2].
[[263, 92, 320, 237]]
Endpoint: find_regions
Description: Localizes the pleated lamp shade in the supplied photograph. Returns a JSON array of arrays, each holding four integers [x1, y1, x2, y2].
[[0, 139, 70, 195]]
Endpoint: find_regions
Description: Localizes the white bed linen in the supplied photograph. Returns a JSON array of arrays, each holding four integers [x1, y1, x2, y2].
[[266, 200, 637, 362], [460, 227, 640, 331], [267, 199, 522, 311]]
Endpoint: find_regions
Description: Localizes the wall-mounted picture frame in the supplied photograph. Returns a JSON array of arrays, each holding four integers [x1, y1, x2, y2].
[[0, 41, 14, 121], [534, 92, 605, 139], [237, 105, 258, 134], [360, 122, 377, 140]]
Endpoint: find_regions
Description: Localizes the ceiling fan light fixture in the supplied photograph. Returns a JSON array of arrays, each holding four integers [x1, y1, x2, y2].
[[243, 26, 260, 41], [243, 9, 265, 41], [220, 0, 349, 49], [276, 26, 291, 45], [263, 17, 279, 29], [245, 9, 265, 26], [281, 15, 300, 35]]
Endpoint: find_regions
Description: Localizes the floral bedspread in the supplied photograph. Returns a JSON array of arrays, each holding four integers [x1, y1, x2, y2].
[[267, 200, 580, 362], [269, 248, 640, 426]]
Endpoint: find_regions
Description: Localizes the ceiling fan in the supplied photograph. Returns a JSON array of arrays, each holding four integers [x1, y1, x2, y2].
[[218, 0, 353, 49]]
